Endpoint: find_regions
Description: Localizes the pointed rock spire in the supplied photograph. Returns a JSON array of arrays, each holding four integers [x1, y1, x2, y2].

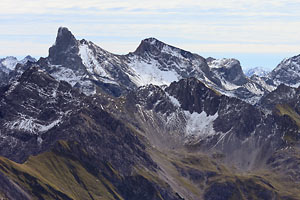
[[55, 27, 77, 49], [48, 27, 78, 63]]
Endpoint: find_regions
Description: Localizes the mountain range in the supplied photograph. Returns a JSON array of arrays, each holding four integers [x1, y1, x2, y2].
[[0, 27, 300, 200]]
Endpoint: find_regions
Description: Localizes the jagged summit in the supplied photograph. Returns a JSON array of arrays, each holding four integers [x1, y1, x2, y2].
[[0, 56, 18, 71], [48, 27, 78, 63], [134, 37, 167, 56], [57, 27, 76, 43], [47, 27, 87, 75], [134, 37, 195, 59], [54, 27, 77, 48]]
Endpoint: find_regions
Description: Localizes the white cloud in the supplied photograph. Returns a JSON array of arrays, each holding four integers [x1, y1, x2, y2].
[[0, 40, 49, 57], [0, 0, 299, 57], [1, 0, 300, 15]]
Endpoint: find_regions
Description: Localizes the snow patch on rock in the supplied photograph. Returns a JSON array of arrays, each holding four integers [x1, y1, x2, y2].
[[184, 111, 218, 138], [4, 114, 61, 134], [79, 44, 110, 77], [127, 56, 179, 86], [166, 92, 180, 107]]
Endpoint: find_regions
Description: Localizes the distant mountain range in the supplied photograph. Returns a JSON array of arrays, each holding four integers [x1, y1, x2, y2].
[[245, 67, 269, 77], [0, 27, 300, 200], [0, 55, 36, 71]]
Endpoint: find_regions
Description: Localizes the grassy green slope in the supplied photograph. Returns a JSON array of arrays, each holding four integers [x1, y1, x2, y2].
[[0, 141, 122, 200], [0, 140, 299, 199], [148, 148, 300, 200]]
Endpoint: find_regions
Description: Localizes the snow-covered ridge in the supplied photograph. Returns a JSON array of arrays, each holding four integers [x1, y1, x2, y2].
[[127, 55, 179, 86], [166, 92, 180, 107], [0, 56, 36, 71], [208, 58, 240, 69], [79, 43, 111, 78]]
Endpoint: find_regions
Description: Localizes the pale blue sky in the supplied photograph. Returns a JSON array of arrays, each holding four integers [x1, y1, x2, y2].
[[1, 0, 300, 70]]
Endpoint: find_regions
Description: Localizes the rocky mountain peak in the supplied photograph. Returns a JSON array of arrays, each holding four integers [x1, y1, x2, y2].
[[21, 55, 36, 64], [48, 27, 79, 65], [1, 56, 17, 62], [134, 37, 166, 56], [205, 57, 216, 63], [56, 27, 77, 48], [143, 37, 164, 45], [208, 58, 242, 70], [134, 37, 195, 59], [46, 27, 89, 76]]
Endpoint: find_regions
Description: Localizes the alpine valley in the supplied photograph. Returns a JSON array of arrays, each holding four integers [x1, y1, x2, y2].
[[0, 27, 300, 200]]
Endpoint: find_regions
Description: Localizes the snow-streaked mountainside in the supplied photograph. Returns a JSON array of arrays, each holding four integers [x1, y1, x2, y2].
[[2, 66, 300, 199], [245, 67, 269, 77], [3, 27, 300, 106], [8, 27, 274, 104]]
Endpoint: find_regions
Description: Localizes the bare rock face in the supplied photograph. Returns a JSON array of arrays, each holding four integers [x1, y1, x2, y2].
[[166, 77, 221, 115], [47, 27, 88, 78]]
